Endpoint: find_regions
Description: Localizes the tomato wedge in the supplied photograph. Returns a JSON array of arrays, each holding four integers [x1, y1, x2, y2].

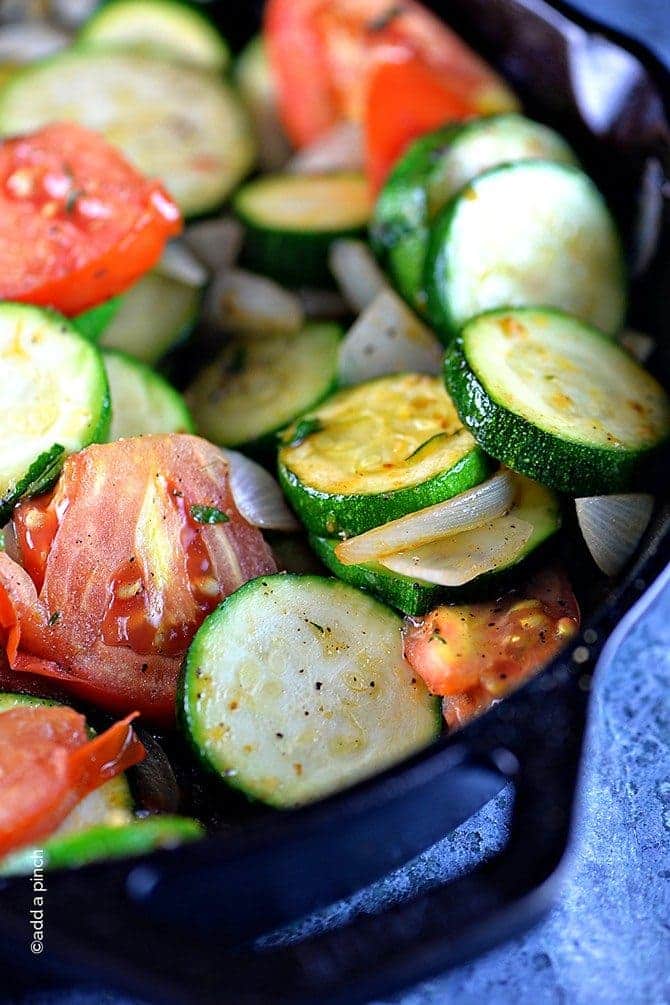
[[403, 567, 580, 730], [0, 435, 276, 724], [0, 122, 181, 316], [264, 0, 517, 149], [0, 705, 144, 856]]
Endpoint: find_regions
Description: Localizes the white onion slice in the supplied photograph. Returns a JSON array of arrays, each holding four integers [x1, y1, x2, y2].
[[207, 269, 304, 336], [329, 239, 388, 313], [576, 493, 654, 575], [297, 287, 350, 319], [287, 122, 364, 175], [338, 288, 443, 385], [157, 240, 209, 288], [0, 22, 70, 62], [222, 449, 299, 531], [380, 515, 534, 586], [51, 0, 98, 28], [334, 471, 515, 566], [618, 328, 655, 364], [183, 217, 244, 273]]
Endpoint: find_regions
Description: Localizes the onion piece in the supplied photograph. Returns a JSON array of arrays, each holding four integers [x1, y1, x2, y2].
[[51, 0, 98, 28], [576, 493, 654, 575], [618, 328, 655, 364], [334, 471, 515, 566], [183, 217, 244, 273], [222, 449, 299, 531], [338, 288, 443, 385], [0, 22, 71, 63], [287, 122, 364, 175], [380, 514, 534, 586], [157, 240, 209, 288], [329, 239, 388, 313], [206, 269, 304, 337], [297, 287, 350, 320]]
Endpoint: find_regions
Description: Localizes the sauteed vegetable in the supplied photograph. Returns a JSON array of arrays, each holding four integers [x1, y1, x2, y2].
[[0, 0, 667, 869]]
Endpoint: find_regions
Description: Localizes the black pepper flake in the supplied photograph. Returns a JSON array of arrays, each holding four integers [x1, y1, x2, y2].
[[315, 682, 323, 690]]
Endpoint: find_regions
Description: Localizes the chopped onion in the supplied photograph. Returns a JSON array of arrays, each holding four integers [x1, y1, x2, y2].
[[183, 217, 244, 274], [576, 493, 654, 575], [380, 514, 534, 586], [329, 239, 388, 313], [206, 269, 304, 337], [618, 328, 655, 364], [51, 0, 98, 28], [296, 287, 351, 320], [0, 22, 71, 62], [338, 288, 443, 385], [334, 471, 515, 566], [222, 449, 299, 531], [287, 122, 364, 175], [157, 240, 209, 288]]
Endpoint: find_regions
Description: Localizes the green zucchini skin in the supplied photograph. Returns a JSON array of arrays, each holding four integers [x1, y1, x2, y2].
[[71, 295, 123, 342], [0, 817, 203, 875], [279, 448, 491, 539], [444, 309, 670, 495], [371, 115, 577, 316], [425, 160, 627, 342]]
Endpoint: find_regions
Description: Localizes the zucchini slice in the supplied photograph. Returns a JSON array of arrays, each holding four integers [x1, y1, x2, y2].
[[78, 0, 230, 71], [187, 323, 342, 453], [444, 308, 670, 494], [234, 173, 372, 287], [0, 693, 133, 838], [425, 160, 626, 340], [0, 50, 255, 217], [0, 817, 203, 875], [278, 373, 489, 537], [103, 349, 194, 440], [0, 303, 110, 522], [100, 270, 201, 365], [72, 296, 123, 343], [179, 574, 441, 807], [310, 473, 559, 614], [372, 114, 577, 315]]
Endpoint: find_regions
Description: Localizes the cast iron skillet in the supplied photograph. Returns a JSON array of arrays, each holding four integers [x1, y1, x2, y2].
[[1, 1, 669, 1002]]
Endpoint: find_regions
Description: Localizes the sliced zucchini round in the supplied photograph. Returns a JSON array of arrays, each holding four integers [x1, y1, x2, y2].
[[310, 473, 559, 614], [425, 160, 626, 340], [0, 50, 255, 217], [72, 296, 123, 343], [444, 308, 670, 494], [0, 303, 110, 523], [372, 114, 577, 315], [180, 574, 441, 808], [78, 0, 230, 71], [187, 323, 342, 453], [235, 173, 372, 287], [100, 270, 201, 365], [103, 349, 194, 440], [0, 817, 203, 875], [278, 373, 490, 537]]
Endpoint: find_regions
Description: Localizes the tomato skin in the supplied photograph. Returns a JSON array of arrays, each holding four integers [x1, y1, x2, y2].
[[264, 0, 517, 153], [0, 706, 144, 856], [0, 123, 181, 315], [0, 435, 276, 724], [403, 567, 580, 729]]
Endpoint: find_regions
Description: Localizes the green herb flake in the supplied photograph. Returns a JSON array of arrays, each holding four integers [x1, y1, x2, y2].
[[190, 505, 230, 525], [284, 417, 323, 448], [48, 611, 61, 626]]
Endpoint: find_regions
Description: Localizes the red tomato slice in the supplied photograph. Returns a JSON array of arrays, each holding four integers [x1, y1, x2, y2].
[[0, 122, 181, 316], [264, 0, 516, 148], [0, 705, 144, 856], [0, 435, 276, 724], [403, 567, 580, 730]]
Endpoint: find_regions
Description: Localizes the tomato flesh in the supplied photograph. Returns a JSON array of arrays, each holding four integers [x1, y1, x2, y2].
[[0, 705, 144, 856], [403, 568, 580, 730], [0, 435, 277, 724], [0, 122, 181, 315]]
